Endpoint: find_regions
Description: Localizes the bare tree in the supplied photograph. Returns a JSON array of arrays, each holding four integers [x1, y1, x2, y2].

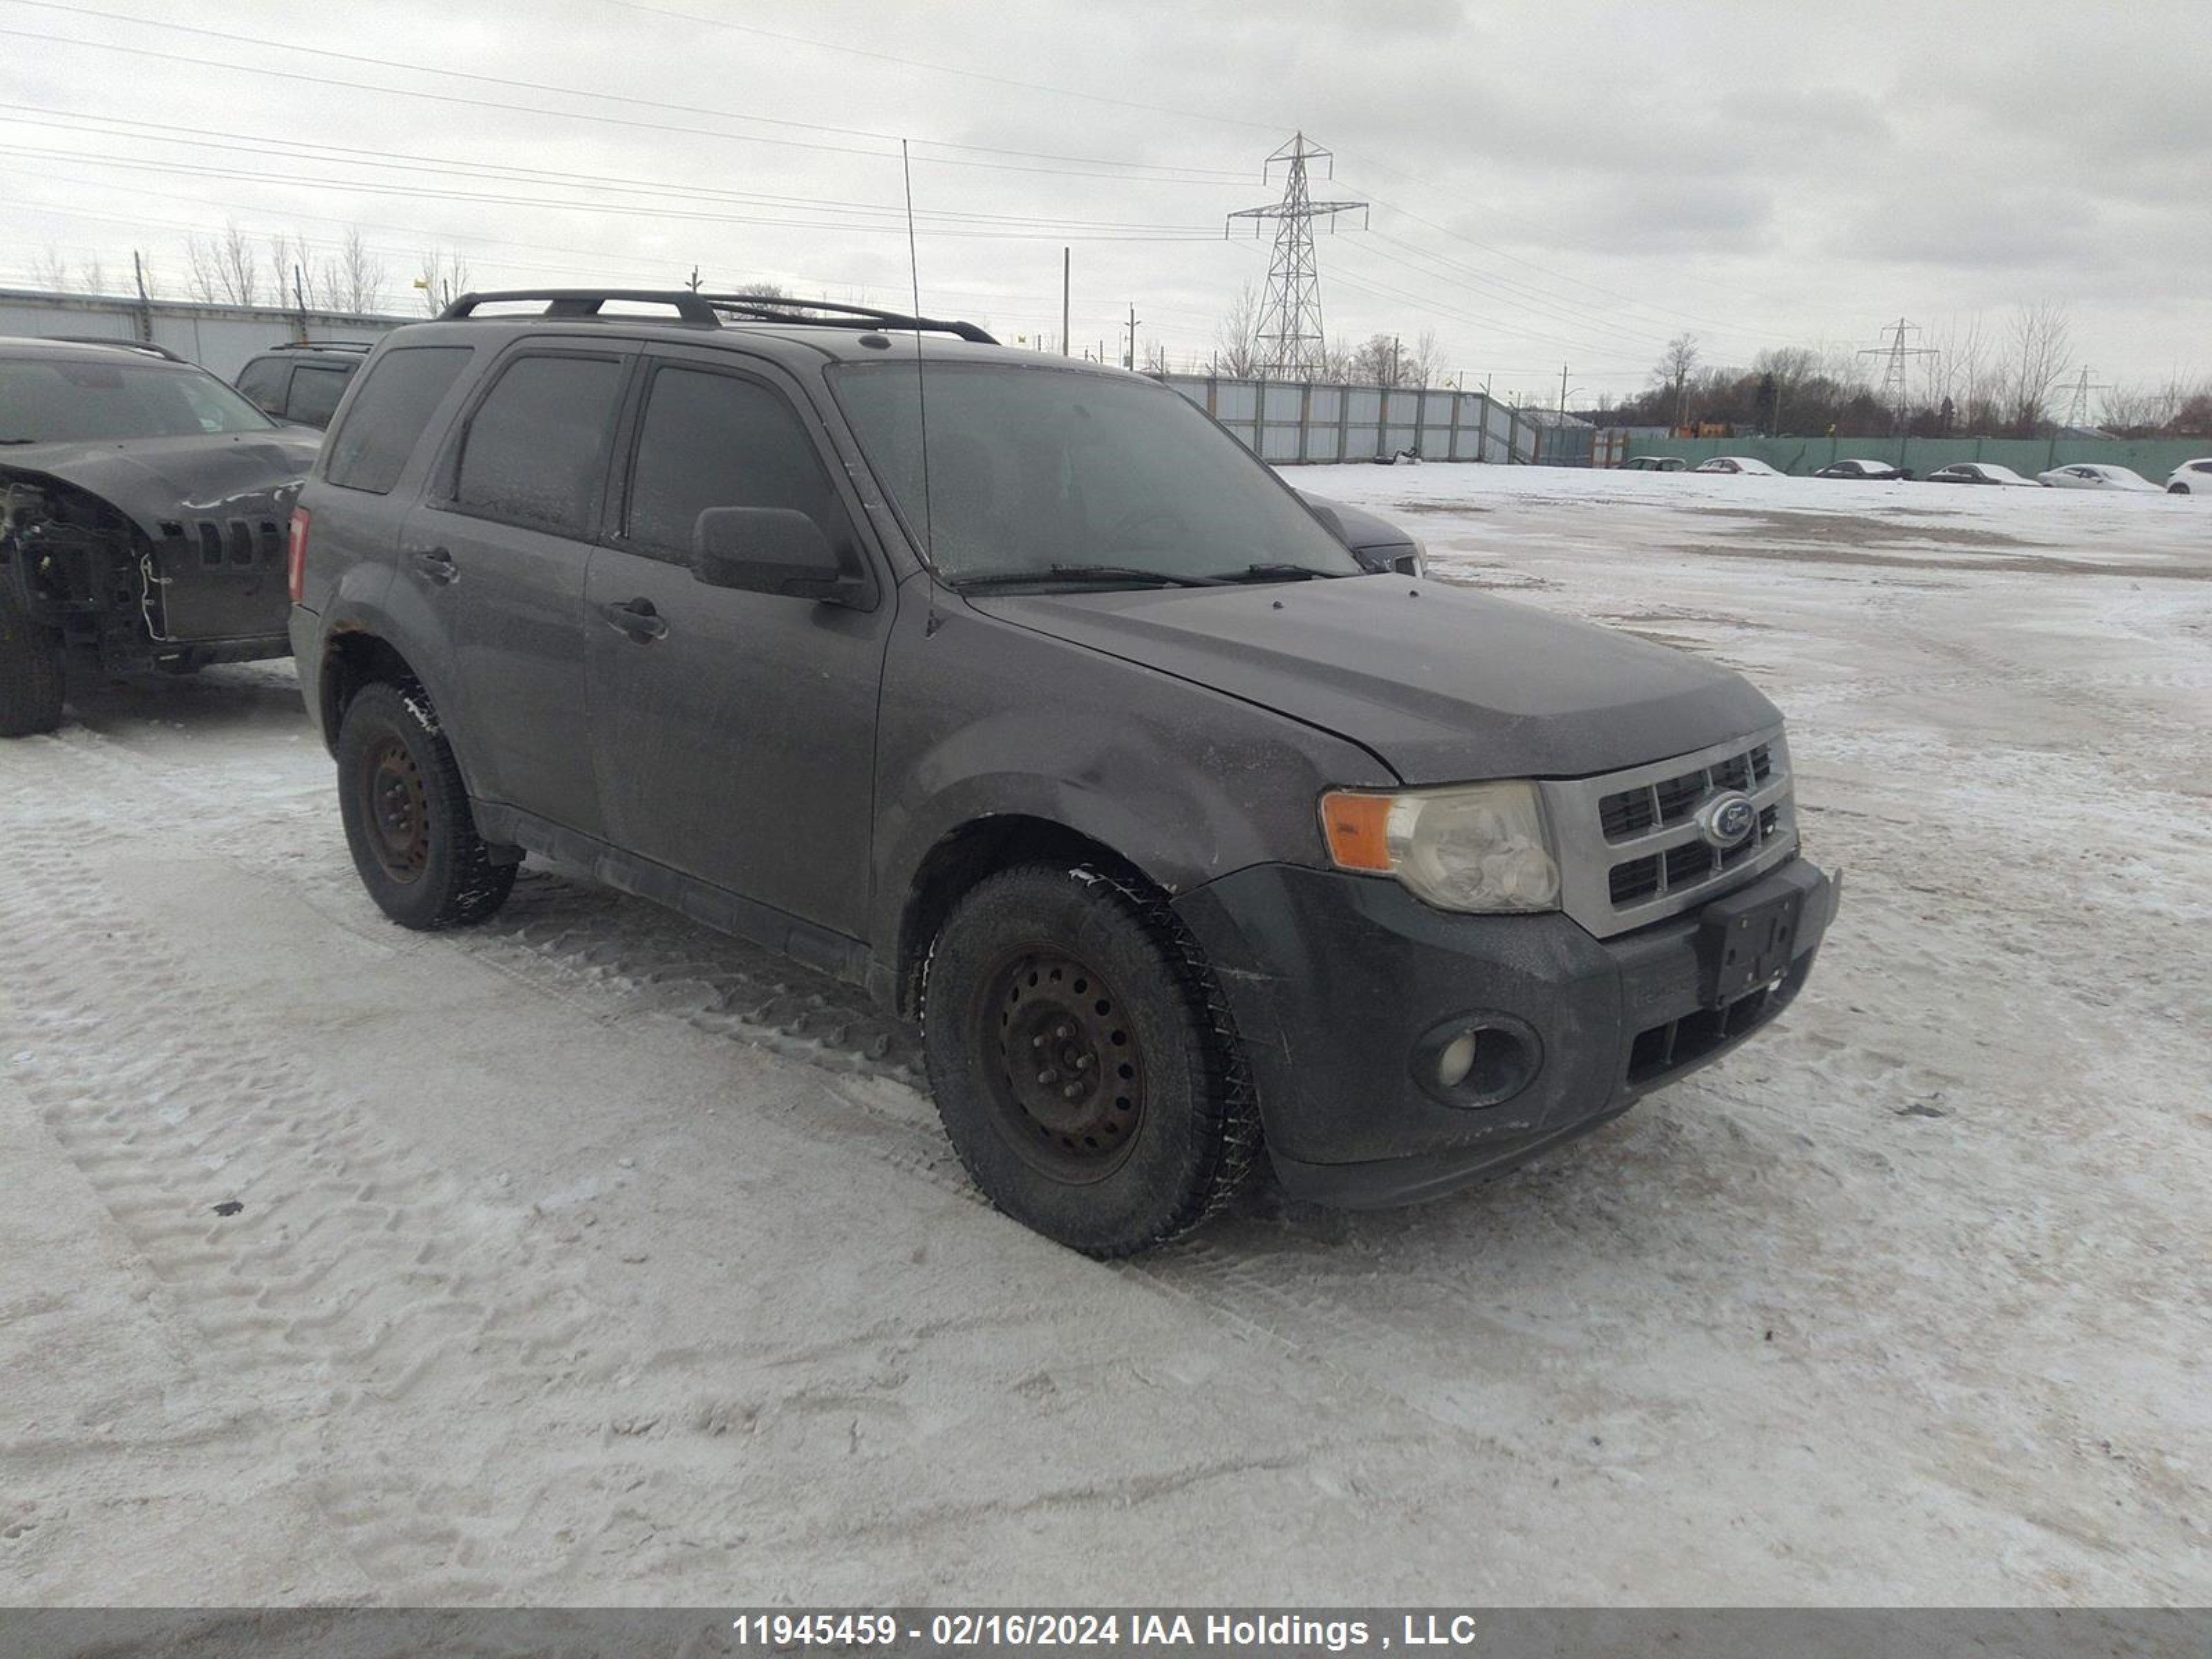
[[2098, 383, 2163, 436], [1400, 327, 1443, 388], [215, 221, 260, 305], [414, 247, 474, 315], [1214, 281, 1265, 379], [79, 256, 109, 296], [184, 234, 222, 303], [321, 227, 385, 314], [1653, 332, 1700, 429], [32, 245, 71, 290], [2003, 299, 2072, 435]]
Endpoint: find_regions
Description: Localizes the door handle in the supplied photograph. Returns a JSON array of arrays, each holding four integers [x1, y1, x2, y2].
[[409, 546, 458, 585], [602, 597, 668, 644]]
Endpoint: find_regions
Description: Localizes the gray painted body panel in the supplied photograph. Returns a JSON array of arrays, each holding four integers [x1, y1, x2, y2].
[[968, 578, 1779, 783], [0, 431, 319, 542]]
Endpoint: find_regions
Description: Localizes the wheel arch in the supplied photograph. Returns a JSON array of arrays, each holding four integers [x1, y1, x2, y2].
[[888, 814, 1159, 1018]]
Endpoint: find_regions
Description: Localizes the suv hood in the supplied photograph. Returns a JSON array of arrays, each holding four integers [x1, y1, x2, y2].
[[971, 577, 1779, 782], [0, 431, 319, 537]]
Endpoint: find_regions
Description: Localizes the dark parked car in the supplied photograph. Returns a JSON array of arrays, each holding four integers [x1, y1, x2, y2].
[[1812, 458, 1908, 480], [234, 340, 373, 429], [1924, 462, 2038, 487], [1, 335, 319, 736], [1299, 491, 1425, 574], [290, 289, 1839, 1255]]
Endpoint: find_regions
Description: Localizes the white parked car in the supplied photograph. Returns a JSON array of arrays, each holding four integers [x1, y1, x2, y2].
[[1925, 462, 2041, 487], [2163, 458, 2212, 495], [2036, 462, 2160, 491], [1812, 458, 1907, 480], [1692, 456, 1782, 476]]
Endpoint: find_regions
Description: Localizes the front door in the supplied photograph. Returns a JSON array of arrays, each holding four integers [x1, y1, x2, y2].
[[584, 354, 890, 939]]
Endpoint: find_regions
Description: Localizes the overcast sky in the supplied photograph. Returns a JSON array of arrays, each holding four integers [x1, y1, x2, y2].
[[4, 0, 2207, 405]]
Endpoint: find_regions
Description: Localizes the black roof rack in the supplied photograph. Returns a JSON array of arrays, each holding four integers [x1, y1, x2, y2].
[[41, 335, 187, 362], [439, 288, 997, 345], [270, 339, 375, 353]]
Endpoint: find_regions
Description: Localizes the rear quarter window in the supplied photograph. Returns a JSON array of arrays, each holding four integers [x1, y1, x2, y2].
[[287, 363, 355, 428], [324, 345, 474, 494], [235, 357, 289, 415]]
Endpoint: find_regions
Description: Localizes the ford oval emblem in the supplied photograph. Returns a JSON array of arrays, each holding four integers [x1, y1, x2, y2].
[[1698, 791, 1759, 850]]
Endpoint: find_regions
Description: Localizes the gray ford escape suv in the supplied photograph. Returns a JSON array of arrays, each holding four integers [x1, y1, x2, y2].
[[290, 289, 1838, 1256]]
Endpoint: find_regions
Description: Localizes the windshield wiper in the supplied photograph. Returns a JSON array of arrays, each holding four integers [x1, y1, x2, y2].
[[955, 563, 1226, 592], [1213, 562, 1347, 583], [0, 438, 37, 445]]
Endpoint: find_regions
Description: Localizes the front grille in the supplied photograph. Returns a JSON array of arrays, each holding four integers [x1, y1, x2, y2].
[[1600, 742, 1774, 843], [1539, 726, 1797, 939]]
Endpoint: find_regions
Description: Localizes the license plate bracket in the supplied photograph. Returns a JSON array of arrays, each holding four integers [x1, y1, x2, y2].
[[1700, 883, 1806, 1005]]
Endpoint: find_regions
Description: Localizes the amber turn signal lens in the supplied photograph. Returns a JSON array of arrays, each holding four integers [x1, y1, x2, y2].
[[1319, 791, 1394, 872]]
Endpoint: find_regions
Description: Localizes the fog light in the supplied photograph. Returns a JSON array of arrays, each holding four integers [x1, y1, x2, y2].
[[1410, 1012, 1543, 1109], [1436, 1031, 1479, 1089]]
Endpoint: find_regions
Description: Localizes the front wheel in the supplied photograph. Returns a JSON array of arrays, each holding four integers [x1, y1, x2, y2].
[[335, 681, 516, 930], [2171, 482, 2191, 495], [923, 863, 1258, 1257]]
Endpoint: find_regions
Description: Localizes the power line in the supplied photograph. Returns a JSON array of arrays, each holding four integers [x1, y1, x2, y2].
[[0, 18, 1240, 187]]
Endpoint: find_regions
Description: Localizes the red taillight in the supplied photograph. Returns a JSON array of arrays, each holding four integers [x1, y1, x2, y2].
[[286, 507, 312, 605]]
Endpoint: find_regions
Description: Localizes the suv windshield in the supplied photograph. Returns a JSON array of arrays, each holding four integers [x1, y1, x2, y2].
[[0, 356, 276, 443], [830, 361, 1362, 587]]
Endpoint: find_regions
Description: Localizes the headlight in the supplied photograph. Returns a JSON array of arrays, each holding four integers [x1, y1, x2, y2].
[[1320, 780, 1560, 913]]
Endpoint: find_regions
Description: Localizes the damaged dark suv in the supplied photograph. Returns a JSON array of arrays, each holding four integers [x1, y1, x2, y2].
[[1, 336, 318, 737], [291, 290, 1839, 1257]]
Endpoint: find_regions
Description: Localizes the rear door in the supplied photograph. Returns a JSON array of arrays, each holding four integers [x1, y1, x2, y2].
[[583, 348, 890, 937], [406, 344, 632, 838]]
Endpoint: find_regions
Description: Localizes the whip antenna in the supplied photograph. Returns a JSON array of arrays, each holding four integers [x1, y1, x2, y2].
[[901, 138, 941, 635]]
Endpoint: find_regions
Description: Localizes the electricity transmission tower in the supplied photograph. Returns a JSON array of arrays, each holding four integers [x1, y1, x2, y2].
[[1226, 133, 1368, 379], [2062, 366, 2110, 429], [1858, 317, 1939, 433]]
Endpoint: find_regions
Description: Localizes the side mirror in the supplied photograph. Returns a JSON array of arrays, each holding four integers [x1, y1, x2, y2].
[[691, 507, 867, 606]]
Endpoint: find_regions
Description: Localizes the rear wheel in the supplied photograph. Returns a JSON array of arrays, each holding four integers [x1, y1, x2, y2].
[[336, 680, 515, 929], [923, 863, 1257, 1256], [0, 579, 66, 738]]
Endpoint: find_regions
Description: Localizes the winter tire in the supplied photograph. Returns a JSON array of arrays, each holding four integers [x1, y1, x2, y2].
[[923, 861, 1257, 1256], [0, 579, 66, 738], [337, 680, 516, 930]]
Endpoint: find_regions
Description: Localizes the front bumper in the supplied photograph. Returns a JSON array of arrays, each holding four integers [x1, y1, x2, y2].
[[1173, 855, 1839, 1208]]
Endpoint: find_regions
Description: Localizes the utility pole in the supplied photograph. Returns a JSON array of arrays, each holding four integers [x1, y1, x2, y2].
[[1559, 362, 1569, 418], [1061, 247, 1070, 357], [293, 263, 308, 342], [1124, 303, 1140, 372], [685, 264, 703, 292], [1226, 132, 1369, 379]]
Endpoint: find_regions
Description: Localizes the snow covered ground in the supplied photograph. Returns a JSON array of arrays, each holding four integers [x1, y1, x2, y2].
[[2, 464, 2206, 1606]]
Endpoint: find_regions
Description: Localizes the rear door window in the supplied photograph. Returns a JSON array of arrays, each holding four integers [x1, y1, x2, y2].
[[287, 363, 354, 428], [622, 364, 851, 561], [325, 345, 474, 494], [451, 353, 626, 539]]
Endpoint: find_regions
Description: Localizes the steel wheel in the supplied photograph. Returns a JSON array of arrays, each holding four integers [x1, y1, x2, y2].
[[981, 946, 1146, 1183], [357, 731, 431, 884]]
